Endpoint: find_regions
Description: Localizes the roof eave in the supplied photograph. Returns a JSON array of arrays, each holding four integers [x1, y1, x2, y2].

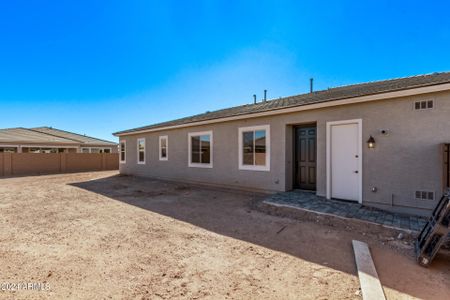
[[114, 82, 450, 137]]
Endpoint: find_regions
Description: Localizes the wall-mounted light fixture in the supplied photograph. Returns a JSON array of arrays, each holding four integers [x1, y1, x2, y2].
[[367, 135, 376, 148]]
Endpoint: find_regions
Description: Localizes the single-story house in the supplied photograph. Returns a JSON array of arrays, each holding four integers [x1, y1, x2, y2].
[[113, 72, 450, 216], [0, 127, 117, 153]]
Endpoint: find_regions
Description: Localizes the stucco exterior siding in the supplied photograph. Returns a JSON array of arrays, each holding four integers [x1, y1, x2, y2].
[[119, 90, 450, 216]]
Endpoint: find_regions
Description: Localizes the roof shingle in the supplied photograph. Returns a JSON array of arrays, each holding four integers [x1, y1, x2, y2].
[[114, 71, 450, 135], [31, 127, 116, 146], [0, 127, 116, 146]]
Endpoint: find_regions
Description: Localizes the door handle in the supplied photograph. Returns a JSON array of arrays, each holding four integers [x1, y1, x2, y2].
[[354, 170, 359, 174]]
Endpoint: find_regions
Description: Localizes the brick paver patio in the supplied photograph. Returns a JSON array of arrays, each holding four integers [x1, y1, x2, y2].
[[264, 190, 427, 232]]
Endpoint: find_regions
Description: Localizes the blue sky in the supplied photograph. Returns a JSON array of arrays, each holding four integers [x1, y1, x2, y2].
[[0, 1, 449, 141]]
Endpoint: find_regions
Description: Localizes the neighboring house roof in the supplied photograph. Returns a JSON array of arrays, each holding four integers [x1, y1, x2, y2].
[[31, 127, 117, 146], [0, 128, 78, 144], [0, 127, 116, 146], [114, 71, 450, 136]]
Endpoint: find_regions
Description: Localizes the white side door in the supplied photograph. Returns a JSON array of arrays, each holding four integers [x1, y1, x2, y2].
[[327, 120, 362, 202]]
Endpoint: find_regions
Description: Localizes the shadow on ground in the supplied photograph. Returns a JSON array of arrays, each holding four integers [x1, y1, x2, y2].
[[71, 174, 450, 299]]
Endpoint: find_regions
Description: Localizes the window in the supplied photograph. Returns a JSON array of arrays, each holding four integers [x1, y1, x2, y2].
[[81, 147, 111, 153], [120, 141, 126, 163], [0, 147, 17, 153], [137, 138, 145, 164], [415, 190, 434, 201], [414, 100, 434, 110], [29, 147, 58, 153], [188, 131, 212, 168], [159, 136, 168, 161], [238, 125, 270, 171]]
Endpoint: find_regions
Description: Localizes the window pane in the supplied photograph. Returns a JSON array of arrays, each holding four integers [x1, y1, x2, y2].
[[421, 191, 427, 199], [91, 148, 100, 153], [40, 148, 57, 153], [120, 142, 126, 161], [138, 140, 144, 151], [254, 130, 266, 166], [0, 147, 16, 153], [81, 148, 90, 153], [200, 135, 210, 164], [104, 149, 111, 153], [191, 136, 200, 163], [243, 131, 254, 165], [160, 138, 167, 158], [137, 140, 145, 162]]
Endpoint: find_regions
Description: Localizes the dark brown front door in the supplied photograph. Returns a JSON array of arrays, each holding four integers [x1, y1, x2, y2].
[[294, 126, 317, 190]]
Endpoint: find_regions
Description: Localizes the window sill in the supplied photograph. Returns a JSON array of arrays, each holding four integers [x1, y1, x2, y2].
[[189, 163, 213, 169], [239, 165, 270, 172]]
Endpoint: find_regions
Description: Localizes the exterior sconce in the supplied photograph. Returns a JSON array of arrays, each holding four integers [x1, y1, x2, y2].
[[367, 135, 376, 149]]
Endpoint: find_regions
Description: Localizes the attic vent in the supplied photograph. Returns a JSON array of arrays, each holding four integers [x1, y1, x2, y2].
[[414, 100, 434, 110], [415, 190, 434, 201]]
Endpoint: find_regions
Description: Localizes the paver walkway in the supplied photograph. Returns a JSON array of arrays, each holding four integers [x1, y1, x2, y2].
[[264, 190, 427, 232]]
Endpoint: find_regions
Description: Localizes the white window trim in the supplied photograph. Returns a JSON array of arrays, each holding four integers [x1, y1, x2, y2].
[[238, 125, 270, 172], [159, 135, 168, 161], [188, 130, 213, 168], [137, 138, 146, 165], [119, 140, 126, 164]]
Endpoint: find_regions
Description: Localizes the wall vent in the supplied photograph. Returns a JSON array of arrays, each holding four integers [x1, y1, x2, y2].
[[415, 190, 434, 201], [414, 100, 434, 110]]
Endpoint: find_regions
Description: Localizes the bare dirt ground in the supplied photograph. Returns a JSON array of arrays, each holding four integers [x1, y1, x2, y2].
[[0, 171, 448, 299]]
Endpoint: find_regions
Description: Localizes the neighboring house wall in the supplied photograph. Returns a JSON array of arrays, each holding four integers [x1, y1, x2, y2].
[[119, 90, 450, 216]]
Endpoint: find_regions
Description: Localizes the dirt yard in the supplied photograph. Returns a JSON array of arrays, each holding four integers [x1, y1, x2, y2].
[[0, 171, 448, 299]]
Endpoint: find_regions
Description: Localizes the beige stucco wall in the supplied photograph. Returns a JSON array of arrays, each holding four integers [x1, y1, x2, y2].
[[119, 90, 450, 216]]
